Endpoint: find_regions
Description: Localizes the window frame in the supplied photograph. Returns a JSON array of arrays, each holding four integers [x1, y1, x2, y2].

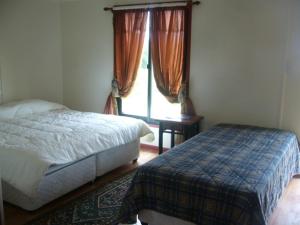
[[117, 7, 190, 123]]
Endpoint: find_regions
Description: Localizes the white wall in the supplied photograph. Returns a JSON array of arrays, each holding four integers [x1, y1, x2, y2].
[[61, 0, 295, 131], [1, 0, 300, 137], [190, 0, 289, 129], [281, 0, 300, 135], [0, 0, 63, 103], [61, 0, 113, 112]]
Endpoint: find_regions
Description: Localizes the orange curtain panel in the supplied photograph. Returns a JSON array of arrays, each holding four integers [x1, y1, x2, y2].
[[150, 8, 185, 103], [150, 3, 195, 115], [104, 10, 148, 114]]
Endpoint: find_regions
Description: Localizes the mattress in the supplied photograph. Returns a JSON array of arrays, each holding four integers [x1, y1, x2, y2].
[[3, 140, 140, 210], [120, 124, 300, 225], [0, 99, 153, 203]]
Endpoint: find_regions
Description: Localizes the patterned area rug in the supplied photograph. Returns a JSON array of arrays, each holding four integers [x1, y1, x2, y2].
[[27, 172, 136, 225]]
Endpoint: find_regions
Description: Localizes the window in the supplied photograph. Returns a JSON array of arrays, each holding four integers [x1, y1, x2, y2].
[[120, 14, 181, 122]]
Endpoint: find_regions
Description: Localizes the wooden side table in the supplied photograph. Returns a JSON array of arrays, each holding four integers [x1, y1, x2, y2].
[[155, 115, 204, 154], [0, 174, 4, 225]]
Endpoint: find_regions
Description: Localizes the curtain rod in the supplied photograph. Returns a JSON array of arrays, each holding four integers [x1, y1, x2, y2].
[[104, 0, 200, 11]]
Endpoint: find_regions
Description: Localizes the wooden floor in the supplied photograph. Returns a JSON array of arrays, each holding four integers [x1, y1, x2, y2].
[[269, 174, 300, 225], [3, 148, 300, 225]]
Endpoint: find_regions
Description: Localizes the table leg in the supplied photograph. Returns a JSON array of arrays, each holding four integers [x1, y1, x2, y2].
[[171, 129, 175, 148], [183, 125, 189, 140], [196, 122, 200, 133], [0, 178, 4, 225], [158, 123, 163, 154]]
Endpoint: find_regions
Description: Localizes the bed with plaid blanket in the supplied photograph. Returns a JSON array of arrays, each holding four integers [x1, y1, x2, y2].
[[120, 124, 300, 225]]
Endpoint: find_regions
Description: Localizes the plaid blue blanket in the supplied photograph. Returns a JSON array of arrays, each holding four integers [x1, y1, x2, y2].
[[120, 124, 300, 225]]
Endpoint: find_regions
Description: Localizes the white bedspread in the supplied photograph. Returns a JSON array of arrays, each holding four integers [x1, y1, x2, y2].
[[0, 109, 153, 198]]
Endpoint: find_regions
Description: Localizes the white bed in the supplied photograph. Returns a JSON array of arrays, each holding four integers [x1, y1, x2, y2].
[[0, 99, 153, 210]]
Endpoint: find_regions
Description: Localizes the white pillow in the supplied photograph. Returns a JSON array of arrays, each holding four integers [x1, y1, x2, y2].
[[0, 99, 67, 119]]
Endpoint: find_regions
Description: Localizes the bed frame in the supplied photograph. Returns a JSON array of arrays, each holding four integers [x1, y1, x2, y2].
[[2, 140, 139, 211]]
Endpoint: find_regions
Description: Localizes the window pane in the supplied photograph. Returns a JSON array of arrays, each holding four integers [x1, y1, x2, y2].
[[122, 16, 149, 117], [151, 73, 181, 119], [121, 66, 148, 117]]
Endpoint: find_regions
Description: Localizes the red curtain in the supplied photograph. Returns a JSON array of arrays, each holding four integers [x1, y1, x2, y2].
[[150, 8, 185, 103], [150, 3, 195, 115], [104, 93, 116, 114], [104, 10, 148, 114]]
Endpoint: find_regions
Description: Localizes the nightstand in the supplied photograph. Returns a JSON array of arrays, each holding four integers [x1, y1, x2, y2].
[[0, 173, 4, 225], [155, 115, 204, 154]]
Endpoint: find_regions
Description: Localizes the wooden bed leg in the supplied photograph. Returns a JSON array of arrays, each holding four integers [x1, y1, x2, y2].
[[132, 158, 138, 164], [90, 179, 96, 185]]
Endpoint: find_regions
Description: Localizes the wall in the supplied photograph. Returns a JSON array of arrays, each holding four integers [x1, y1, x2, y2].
[[0, 0, 63, 104], [2, 0, 299, 137], [61, 0, 113, 112], [281, 0, 300, 135], [190, 0, 289, 129], [60, 0, 293, 132]]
